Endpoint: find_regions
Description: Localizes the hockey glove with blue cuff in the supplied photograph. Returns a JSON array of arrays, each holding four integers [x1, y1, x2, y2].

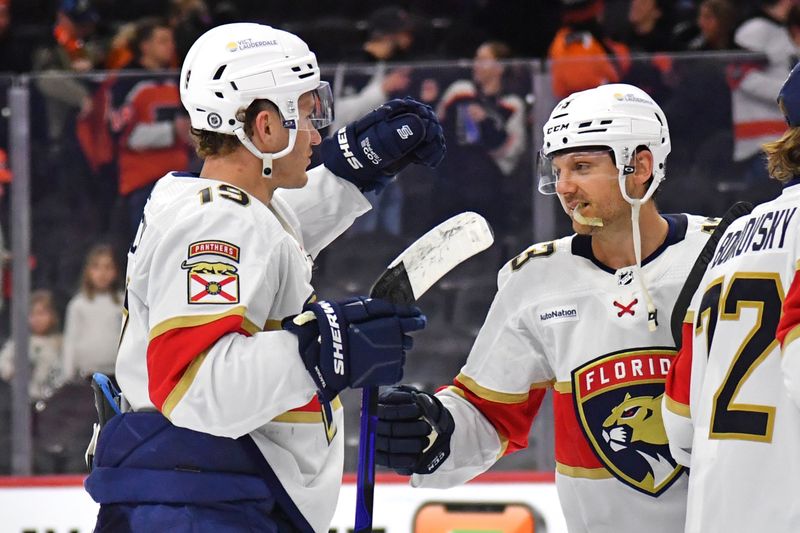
[[284, 297, 426, 402], [375, 385, 455, 475], [321, 97, 446, 193]]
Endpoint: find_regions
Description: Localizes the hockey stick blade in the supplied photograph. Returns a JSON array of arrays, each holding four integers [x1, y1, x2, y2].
[[670, 201, 753, 346], [354, 212, 494, 533]]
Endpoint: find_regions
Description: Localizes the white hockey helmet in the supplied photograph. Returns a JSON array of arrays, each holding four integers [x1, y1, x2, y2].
[[180, 23, 333, 176], [538, 83, 670, 204]]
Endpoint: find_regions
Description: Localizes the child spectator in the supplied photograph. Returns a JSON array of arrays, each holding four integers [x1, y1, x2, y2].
[[62, 244, 123, 382], [0, 289, 63, 405]]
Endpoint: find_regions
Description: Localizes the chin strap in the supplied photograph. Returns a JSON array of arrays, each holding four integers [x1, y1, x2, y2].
[[630, 201, 658, 332], [234, 127, 298, 178]]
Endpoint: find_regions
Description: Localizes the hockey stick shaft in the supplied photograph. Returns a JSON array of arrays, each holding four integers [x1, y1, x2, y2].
[[353, 213, 493, 532], [669, 201, 754, 346]]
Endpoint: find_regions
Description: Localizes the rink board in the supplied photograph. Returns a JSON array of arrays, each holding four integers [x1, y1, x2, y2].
[[0, 471, 567, 532]]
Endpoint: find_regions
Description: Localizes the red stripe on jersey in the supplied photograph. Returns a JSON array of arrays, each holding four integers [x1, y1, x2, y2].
[[291, 395, 323, 413], [553, 390, 603, 469], [777, 273, 800, 347], [665, 322, 694, 407], [452, 378, 545, 455], [147, 315, 246, 410]]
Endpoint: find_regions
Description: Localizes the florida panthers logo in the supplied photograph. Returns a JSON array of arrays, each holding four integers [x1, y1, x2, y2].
[[602, 393, 678, 492], [572, 348, 685, 496]]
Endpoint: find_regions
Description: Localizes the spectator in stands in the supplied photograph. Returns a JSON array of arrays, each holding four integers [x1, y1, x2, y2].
[[624, 0, 679, 52], [434, 41, 527, 233], [332, 5, 415, 237], [110, 17, 190, 237], [548, 0, 631, 99], [33, 0, 105, 143], [104, 22, 136, 70], [62, 244, 122, 383], [0, 290, 63, 406], [729, 0, 796, 203], [168, 0, 211, 63], [687, 0, 739, 51]]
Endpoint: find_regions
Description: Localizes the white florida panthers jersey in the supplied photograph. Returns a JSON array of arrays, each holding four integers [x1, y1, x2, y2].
[[413, 214, 718, 533], [115, 167, 370, 533], [663, 184, 800, 532]]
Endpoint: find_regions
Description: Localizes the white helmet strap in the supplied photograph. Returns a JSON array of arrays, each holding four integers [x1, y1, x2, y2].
[[618, 153, 660, 332], [234, 127, 298, 178]]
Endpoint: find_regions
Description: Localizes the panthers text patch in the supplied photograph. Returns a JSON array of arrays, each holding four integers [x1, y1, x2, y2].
[[188, 240, 240, 262]]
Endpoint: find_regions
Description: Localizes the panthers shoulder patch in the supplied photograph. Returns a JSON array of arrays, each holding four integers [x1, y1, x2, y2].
[[570, 347, 685, 497], [182, 240, 241, 304]]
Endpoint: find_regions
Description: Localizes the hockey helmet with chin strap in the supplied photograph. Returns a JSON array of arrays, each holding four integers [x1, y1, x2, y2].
[[538, 83, 670, 205], [538, 83, 671, 332], [180, 22, 334, 177]]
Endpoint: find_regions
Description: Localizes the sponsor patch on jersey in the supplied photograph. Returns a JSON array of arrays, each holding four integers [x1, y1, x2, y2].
[[182, 260, 239, 305], [188, 240, 240, 262], [571, 348, 684, 497], [539, 305, 579, 324]]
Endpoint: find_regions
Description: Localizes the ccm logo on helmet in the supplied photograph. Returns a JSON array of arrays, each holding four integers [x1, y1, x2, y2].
[[546, 123, 569, 134], [319, 301, 345, 375], [336, 127, 364, 170]]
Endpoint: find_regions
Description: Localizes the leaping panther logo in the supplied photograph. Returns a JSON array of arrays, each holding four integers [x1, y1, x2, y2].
[[602, 393, 677, 492], [571, 348, 684, 497]]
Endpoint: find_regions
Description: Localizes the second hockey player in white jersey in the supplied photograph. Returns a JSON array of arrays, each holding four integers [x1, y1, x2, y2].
[[375, 84, 713, 532], [663, 62, 800, 532]]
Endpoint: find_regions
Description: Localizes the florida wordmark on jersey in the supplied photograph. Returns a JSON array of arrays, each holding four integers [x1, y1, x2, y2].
[[664, 184, 800, 532], [116, 168, 369, 533], [413, 214, 718, 533]]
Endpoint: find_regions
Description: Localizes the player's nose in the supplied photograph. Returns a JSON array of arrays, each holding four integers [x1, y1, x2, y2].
[[310, 128, 322, 146]]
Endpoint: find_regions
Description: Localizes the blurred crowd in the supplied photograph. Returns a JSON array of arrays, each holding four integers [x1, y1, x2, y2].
[[0, 0, 799, 473]]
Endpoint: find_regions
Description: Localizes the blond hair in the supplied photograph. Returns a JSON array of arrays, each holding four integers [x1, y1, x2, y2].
[[763, 127, 800, 183]]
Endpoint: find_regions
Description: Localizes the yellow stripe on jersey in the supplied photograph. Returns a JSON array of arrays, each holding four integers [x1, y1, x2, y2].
[[150, 307, 253, 340], [264, 319, 283, 331], [664, 394, 691, 418], [782, 324, 800, 349], [684, 310, 695, 324], [456, 373, 548, 404], [553, 381, 572, 393], [272, 397, 343, 424], [162, 350, 209, 419], [556, 463, 614, 479]]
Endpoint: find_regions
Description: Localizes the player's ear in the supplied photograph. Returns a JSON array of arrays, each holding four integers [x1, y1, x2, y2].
[[632, 149, 654, 185], [253, 107, 284, 150]]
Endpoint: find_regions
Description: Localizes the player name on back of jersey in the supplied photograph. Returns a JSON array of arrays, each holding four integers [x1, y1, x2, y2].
[[710, 207, 797, 269]]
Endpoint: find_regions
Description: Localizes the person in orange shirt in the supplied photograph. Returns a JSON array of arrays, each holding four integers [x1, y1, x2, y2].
[[548, 0, 631, 99], [109, 17, 189, 238]]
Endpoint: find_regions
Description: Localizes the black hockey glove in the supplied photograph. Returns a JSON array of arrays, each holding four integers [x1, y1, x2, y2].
[[321, 97, 446, 193], [283, 297, 426, 402], [375, 385, 455, 475]]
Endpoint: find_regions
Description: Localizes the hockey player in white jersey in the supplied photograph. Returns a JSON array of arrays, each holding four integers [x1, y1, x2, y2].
[[663, 63, 800, 532], [374, 83, 714, 532], [82, 23, 444, 532]]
